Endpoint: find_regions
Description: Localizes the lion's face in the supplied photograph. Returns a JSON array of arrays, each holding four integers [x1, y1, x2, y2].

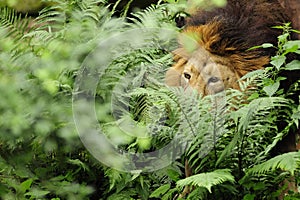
[[166, 47, 241, 95], [165, 24, 270, 95]]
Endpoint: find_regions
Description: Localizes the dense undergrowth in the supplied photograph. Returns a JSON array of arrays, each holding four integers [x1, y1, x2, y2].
[[0, 0, 300, 199]]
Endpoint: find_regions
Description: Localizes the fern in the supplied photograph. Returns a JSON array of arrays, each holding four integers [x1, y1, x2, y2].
[[0, 6, 35, 54], [0, 7, 32, 39], [176, 169, 235, 193], [149, 184, 171, 198], [127, 3, 185, 29], [216, 69, 291, 167], [246, 151, 300, 176]]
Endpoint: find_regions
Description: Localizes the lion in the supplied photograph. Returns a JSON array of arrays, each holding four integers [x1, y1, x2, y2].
[[166, 0, 291, 94], [165, 0, 299, 197]]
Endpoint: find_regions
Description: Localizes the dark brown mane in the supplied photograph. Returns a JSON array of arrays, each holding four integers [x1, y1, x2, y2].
[[186, 0, 289, 57]]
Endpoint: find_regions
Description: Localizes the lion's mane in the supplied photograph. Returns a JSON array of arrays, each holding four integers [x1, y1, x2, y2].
[[181, 0, 291, 75]]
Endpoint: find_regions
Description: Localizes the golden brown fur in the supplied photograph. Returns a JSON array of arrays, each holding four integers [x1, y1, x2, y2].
[[166, 0, 290, 95]]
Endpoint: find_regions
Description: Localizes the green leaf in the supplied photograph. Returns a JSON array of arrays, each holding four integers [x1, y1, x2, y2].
[[278, 33, 289, 43], [285, 60, 300, 71], [131, 171, 141, 181], [261, 43, 274, 48], [263, 82, 280, 97], [272, 25, 285, 29], [247, 92, 259, 101], [67, 159, 89, 171], [162, 188, 178, 200], [283, 43, 299, 55], [167, 168, 181, 181], [20, 179, 33, 193], [25, 189, 50, 198], [292, 105, 300, 128], [150, 184, 171, 198], [283, 40, 300, 51], [176, 169, 235, 193], [270, 55, 286, 70], [247, 152, 300, 176], [243, 194, 256, 200], [216, 130, 241, 166], [231, 97, 288, 134], [247, 45, 262, 51], [253, 182, 267, 191]]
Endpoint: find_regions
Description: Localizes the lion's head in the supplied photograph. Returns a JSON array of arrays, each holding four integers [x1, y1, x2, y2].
[[166, 0, 289, 95]]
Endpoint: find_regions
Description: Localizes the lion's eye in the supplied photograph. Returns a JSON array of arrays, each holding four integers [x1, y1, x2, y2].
[[183, 72, 191, 80], [208, 76, 220, 83]]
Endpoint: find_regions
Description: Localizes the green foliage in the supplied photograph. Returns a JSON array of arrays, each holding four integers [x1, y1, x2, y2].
[[0, 7, 31, 39], [0, 0, 124, 199], [176, 169, 235, 193], [0, 0, 46, 13], [186, 0, 227, 10], [0, 0, 300, 199], [247, 151, 300, 176]]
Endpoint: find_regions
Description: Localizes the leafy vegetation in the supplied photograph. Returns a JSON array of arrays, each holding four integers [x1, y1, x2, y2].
[[0, 0, 300, 199]]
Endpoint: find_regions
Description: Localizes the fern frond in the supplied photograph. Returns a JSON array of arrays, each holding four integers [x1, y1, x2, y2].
[[127, 3, 182, 29], [0, 7, 32, 39], [150, 184, 171, 198], [36, 0, 111, 39], [176, 169, 235, 193], [246, 151, 300, 176], [186, 187, 208, 200], [231, 97, 289, 133], [217, 97, 289, 165], [0, 6, 37, 54], [215, 127, 241, 167], [35, 5, 65, 29], [215, 68, 288, 167]]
